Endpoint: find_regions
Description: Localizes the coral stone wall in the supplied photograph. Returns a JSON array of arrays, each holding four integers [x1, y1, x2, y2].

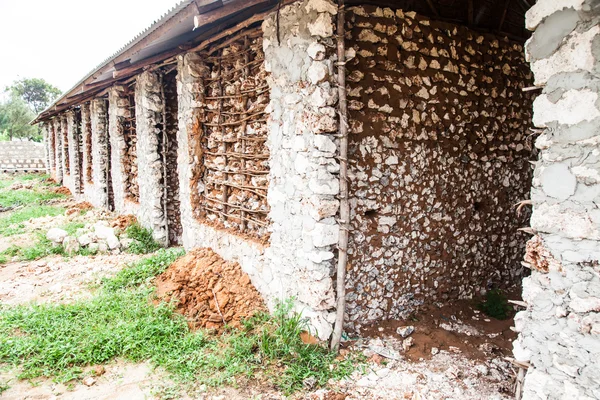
[[108, 85, 140, 215], [81, 102, 93, 185], [513, 2, 600, 399], [263, 0, 342, 339], [53, 117, 63, 184], [66, 110, 83, 196], [163, 70, 182, 245], [135, 71, 168, 245], [344, 5, 535, 330], [90, 98, 110, 209]]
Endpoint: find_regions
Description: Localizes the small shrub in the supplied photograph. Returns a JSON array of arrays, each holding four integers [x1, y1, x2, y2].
[[125, 223, 161, 254], [479, 289, 511, 320]]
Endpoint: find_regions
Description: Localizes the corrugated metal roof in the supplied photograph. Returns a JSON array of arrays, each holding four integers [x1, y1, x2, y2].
[[34, 0, 195, 123]]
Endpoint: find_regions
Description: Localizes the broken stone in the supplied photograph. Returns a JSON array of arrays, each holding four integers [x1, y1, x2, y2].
[[396, 325, 415, 338], [47, 228, 68, 243]]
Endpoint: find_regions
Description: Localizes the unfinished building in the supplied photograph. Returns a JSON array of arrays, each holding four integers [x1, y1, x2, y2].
[[34, 0, 600, 398]]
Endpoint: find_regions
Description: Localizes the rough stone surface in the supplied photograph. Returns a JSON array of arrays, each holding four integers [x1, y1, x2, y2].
[[262, 0, 340, 339], [515, 2, 600, 399], [135, 71, 168, 246], [344, 5, 535, 331], [108, 85, 140, 216], [90, 99, 110, 209]]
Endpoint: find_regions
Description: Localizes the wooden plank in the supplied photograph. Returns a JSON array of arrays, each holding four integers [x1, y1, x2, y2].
[[468, 0, 474, 25], [425, 0, 440, 17], [194, 0, 223, 14], [499, 0, 511, 30]]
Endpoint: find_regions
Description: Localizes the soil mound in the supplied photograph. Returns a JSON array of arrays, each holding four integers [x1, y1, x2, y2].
[[156, 248, 266, 330], [53, 186, 72, 195], [111, 214, 137, 231], [66, 201, 94, 215]]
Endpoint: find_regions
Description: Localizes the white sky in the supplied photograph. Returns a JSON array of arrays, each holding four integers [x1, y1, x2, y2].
[[0, 0, 182, 95]]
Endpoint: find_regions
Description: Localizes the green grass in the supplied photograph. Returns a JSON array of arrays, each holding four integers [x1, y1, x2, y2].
[[124, 223, 161, 254], [0, 205, 65, 236], [0, 173, 66, 236], [0, 234, 65, 264], [0, 250, 357, 393], [478, 289, 511, 320], [102, 248, 185, 291]]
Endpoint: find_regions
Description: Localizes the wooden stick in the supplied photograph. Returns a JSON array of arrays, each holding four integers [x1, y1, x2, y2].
[[211, 288, 227, 325], [522, 86, 544, 92], [331, 0, 348, 354]]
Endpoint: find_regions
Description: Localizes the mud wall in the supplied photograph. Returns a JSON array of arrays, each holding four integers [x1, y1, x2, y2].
[[513, 2, 600, 399], [187, 32, 270, 240], [344, 5, 535, 330], [108, 85, 140, 215], [163, 69, 182, 245]]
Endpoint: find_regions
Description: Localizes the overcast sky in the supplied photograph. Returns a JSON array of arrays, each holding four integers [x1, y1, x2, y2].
[[0, 0, 181, 95]]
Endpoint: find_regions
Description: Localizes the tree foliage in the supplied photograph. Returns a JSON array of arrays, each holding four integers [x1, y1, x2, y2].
[[0, 95, 37, 141], [7, 78, 61, 114]]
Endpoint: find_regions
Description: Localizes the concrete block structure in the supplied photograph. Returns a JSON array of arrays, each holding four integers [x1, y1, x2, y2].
[[33, 0, 600, 397]]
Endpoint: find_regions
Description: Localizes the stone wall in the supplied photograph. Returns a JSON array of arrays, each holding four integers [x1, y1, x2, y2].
[[135, 71, 168, 245], [53, 117, 63, 184], [163, 69, 182, 245], [343, 5, 535, 330], [262, 0, 341, 339], [108, 85, 140, 215], [0, 140, 47, 172], [66, 110, 82, 196], [513, 1, 600, 399], [90, 98, 110, 209], [81, 102, 93, 187]]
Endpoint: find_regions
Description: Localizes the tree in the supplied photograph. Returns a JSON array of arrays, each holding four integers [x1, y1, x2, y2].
[[0, 94, 38, 141], [7, 78, 61, 114]]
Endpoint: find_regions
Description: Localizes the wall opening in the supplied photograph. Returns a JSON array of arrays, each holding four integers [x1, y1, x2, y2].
[[162, 68, 182, 245], [343, 4, 535, 330], [189, 28, 270, 241], [123, 86, 139, 202]]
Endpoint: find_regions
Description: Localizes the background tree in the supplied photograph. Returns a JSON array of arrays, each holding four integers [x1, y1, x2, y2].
[[0, 94, 38, 141], [7, 78, 61, 114]]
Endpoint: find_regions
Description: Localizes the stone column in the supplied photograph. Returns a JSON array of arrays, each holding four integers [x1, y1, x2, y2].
[[108, 85, 136, 213], [90, 98, 109, 209], [513, 2, 600, 399], [66, 110, 82, 195], [41, 122, 51, 175], [53, 117, 63, 184], [262, 0, 341, 339], [135, 71, 168, 246]]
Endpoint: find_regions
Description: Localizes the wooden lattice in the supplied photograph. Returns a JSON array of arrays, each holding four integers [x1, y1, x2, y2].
[[193, 28, 270, 239]]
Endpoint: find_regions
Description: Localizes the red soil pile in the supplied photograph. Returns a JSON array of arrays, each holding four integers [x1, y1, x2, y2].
[[53, 186, 72, 195], [111, 214, 137, 231], [156, 248, 266, 330], [66, 201, 94, 216]]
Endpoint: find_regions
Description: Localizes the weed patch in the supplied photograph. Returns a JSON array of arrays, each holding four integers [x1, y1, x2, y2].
[[125, 223, 161, 254], [0, 205, 65, 236], [0, 234, 65, 263], [478, 289, 511, 320]]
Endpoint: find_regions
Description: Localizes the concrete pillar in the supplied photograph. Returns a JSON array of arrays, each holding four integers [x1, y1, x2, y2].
[[262, 0, 340, 339], [90, 98, 109, 209], [513, 2, 600, 399], [108, 85, 139, 214], [135, 71, 168, 246]]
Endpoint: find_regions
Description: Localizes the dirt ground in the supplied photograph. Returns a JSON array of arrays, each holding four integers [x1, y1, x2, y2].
[[0, 176, 518, 399]]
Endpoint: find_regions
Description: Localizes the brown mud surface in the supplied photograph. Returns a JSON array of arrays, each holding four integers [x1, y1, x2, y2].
[[156, 248, 266, 330], [359, 289, 521, 362], [110, 214, 137, 231], [52, 186, 72, 195]]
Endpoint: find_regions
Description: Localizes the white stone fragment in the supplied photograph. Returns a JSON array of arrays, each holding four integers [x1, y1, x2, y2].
[[304, 0, 338, 15], [313, 135, 336, 153], [532, 90, 600, 127], [47, 228, 68, 243], [540, 164, 577, 200], [307, 42, 326, 60], [312, 223, 339, 247], [307, 62, 329, 84], [307, 13, 334, 37], [525, 0, 585, 30]]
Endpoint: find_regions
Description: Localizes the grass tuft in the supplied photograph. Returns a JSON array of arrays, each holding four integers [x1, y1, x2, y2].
[[478, 289, 511, 320], [125, 223, 161, 254]]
